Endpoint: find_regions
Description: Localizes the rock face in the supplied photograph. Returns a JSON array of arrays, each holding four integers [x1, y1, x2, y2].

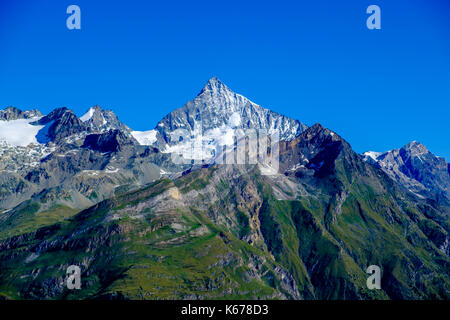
[[151, 77, 307, 161], [363, 141, 450, 201], [279, 124, 345, 178], [34, 108, 85, 144], [80, 105, 131, 133], [82, 130, 136, 153], [0, 107, 42, 121]]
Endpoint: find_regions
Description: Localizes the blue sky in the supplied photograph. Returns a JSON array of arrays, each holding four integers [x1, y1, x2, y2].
[[0, 0, 449, 159]]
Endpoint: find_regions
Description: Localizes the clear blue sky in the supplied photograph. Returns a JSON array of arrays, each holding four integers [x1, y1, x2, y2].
[[1, 0, 449, 159]]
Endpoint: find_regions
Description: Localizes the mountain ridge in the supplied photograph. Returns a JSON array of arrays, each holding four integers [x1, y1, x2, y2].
[[0, 78, 448, 300], [363, 141, 450, 202], [1, 118, 448, 299]]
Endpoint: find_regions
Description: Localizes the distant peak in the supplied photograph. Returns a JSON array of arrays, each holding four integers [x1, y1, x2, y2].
[[3, 106, 21, 112], [311, 123, 324, 130], [0, 106, 42, 120], [48, 107, 71, 117], [80, 106, 103, 122], [87, 105, 103, 113], [404, 141, 428, 153], [307, 123, 326, 134], [32, 107, 76, 126]]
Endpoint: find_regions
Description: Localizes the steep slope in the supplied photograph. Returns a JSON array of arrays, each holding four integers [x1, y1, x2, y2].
[[0, 124, 448, 300], [277, 125, 449, 298], [0, 175, 301, 300], [80, 105, 131, 133], [145, 77, 307, 163], [363, 142, 450, 202], [0, 78, 449, 300]]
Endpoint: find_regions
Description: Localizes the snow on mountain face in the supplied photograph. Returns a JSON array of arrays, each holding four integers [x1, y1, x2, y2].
[[149, 77, 307, 162], [80, 107, 96, 122], [79, 105, 130, 133], [363, 142, 450, 200], [0, 105, 162, 210], [162, 113, 242, 161], [362, 151, 384, 163], [131, 130, 157, 145], [0, 118, 44, 147]]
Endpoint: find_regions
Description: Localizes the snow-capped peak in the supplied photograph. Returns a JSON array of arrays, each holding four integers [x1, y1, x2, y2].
[[80, 105, 106, 123], [198, 77, 230, 96], [79, 105, 129, 133], [148, 77, 308, 163]]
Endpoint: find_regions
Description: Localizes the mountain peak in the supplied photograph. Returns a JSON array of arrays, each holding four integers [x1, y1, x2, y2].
[[3, 106, 21, 113], [304, 123, 337, 139], [80, 105, 103, 122], [206, 76, 225, 87], [198, 77, 231, 96], [403, 141, 429, 155], [36, 107, 72, 124], [363, 141, 450, 201], [152, 77, 308, 156], [80, 105, 129, 133], [0, 106, 42, 121]]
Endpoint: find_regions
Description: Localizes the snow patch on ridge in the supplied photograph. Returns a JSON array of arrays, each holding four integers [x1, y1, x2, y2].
[[363, 151, 383, 161], [131, 130, 158, 145]]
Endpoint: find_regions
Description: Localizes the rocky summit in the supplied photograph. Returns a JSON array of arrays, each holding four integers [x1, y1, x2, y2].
[[0, 78, 448, 300], [363, 141, 450, 202]]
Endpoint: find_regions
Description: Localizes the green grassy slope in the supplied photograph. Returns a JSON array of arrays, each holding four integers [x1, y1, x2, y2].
[[0, 154, 448, 299]]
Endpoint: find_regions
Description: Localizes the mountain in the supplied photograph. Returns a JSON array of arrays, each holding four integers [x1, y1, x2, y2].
[[0, 78, 307, 210], [80, 105, 131, 133], [0, 105, 165, 211], [363, 141, 450, 202], [0, 78, 448, 300], [0, 107, 42, 121], [33, 108, 86, 144], [138, 77, 307, 162], [0, 123, 448, 300]]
